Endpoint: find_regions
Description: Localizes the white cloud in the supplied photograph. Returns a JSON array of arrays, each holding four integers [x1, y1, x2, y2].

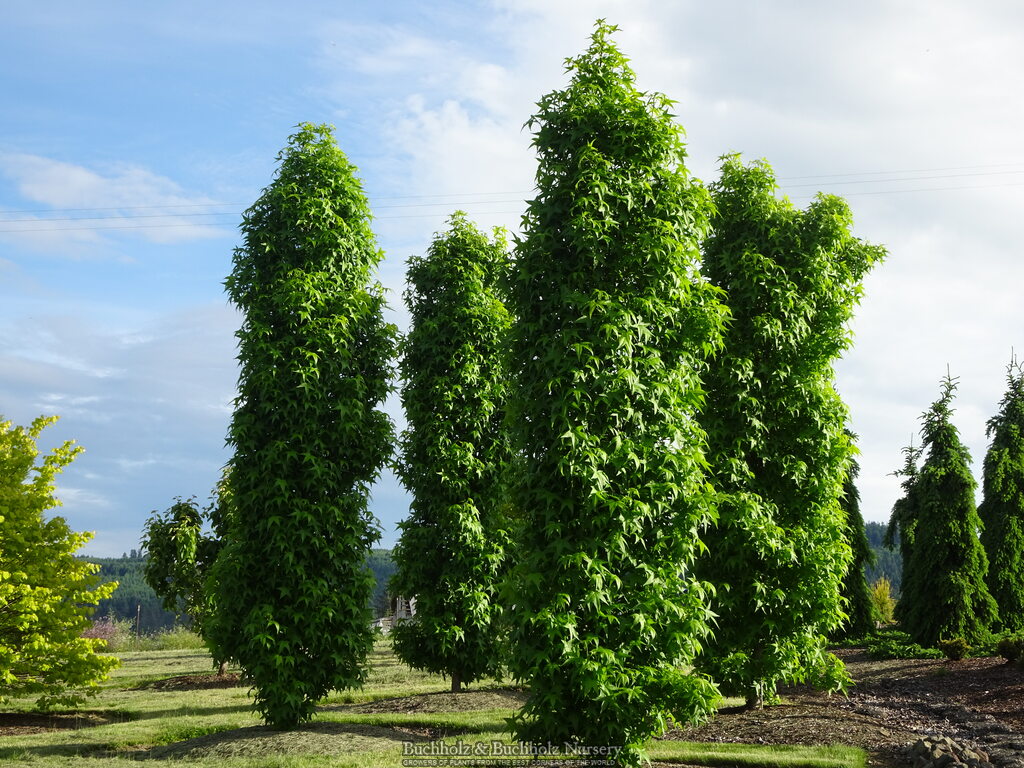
[[318, 1, 1024, 529], [0, 153, 234, 248]]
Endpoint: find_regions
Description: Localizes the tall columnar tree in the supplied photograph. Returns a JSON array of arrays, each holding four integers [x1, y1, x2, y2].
[[978, 360, 1024, 633], [899, 375, 998, 645], [213, 123, 398, 728], [696, 155, 884, 708], [0, 416, 118, 708], [391, 212, 512, 693], [504, 23, 728, 764], [837, 452, 878, 638]]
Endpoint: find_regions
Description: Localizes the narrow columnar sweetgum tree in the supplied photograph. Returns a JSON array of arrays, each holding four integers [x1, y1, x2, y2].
[[979, 359, 1024, 633], [696, 155, 884, 708], [390, 211, 512, 693], [504, 23, 728, 764], [214, 123, 397, 728], [837, 452, 879, 638], [899, 375, 998, 645]]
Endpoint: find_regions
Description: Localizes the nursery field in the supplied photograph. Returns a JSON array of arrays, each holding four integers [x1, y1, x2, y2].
[[0, 640, 873, 768]]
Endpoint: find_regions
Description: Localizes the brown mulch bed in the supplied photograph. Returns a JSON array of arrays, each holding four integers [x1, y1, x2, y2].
[[665, 649, 1024, 767]]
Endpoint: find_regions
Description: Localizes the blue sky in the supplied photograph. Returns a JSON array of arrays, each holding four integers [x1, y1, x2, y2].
[[3, 1, 1023, 556]]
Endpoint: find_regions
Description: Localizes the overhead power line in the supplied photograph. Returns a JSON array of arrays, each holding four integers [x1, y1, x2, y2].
[[2, 162, 1024, 234]]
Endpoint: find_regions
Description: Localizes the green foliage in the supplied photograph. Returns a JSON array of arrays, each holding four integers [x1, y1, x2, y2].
[[865, 629, 943, 660], [863, 522, 902, 594], [897, 375, 998, 646], [0, 415, 119, 708], [696, 155, 884, 707], [141, 494, 222, 627], [391, 212, 512, 692], [887, 440, 923, 578], [837, 452, 879, 638], [936, 637, 970, 661], [979, 359, 1024, 633], [869, 577, 896, 625], [84, 554, 178, 632], [504, 22, 727, 764], [996, 635, 1024, 664], [366, 549, 396, 618], [213, 122, 398, 728]]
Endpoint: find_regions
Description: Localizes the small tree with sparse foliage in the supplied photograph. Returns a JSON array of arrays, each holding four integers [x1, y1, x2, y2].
[[0, 416, 118, 708], [141, 474, 232, 673], [696, 155, 884, 708], [212, 123, 398, 728], [504, 22, 728, 765], [898, 375, 998, 646], [979, 359, 1024, 633], [391, 212, 512, 692]]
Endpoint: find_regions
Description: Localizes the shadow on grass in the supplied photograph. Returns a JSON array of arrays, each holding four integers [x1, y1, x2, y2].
[[146, 720, 448, 760]]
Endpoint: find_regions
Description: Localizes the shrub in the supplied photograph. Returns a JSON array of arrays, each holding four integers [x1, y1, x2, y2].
[[869, 577, 897, 625], [866, 630, 943, 660], [997, 635, 1024, 664], [82, 620, 204, 653], [937, 637, 970, 661], [82, 617, 134, 652]]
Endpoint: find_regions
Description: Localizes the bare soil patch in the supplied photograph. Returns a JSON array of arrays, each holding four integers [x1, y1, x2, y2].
[[665, 649, 1024, 767], [0, 710, 129, 736], [135, 672, 244, 691]]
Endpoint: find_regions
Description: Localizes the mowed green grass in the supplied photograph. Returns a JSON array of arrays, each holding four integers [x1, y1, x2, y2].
[[0, 640, 866, 768]]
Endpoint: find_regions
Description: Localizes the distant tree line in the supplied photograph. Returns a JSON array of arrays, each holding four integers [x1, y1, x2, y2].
[[83, 548, 397, 635]]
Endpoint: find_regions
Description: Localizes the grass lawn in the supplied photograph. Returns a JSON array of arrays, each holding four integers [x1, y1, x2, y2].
[[0, 640, 866, 767]]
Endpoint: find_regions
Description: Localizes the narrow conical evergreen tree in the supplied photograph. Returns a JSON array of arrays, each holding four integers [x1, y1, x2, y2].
[[391, 212, 512, 692], [886, 438, 923, 579], [899, 375, 998, 646], [837, 452, 878, 638], [213, 123, 398, 727], [505, 22, 727, 764], [979, 359, 1024, 633], [696, 155, 883, 708]]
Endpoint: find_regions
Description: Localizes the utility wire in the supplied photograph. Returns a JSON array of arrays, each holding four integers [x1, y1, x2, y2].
[[4, 162, 1024, 233]]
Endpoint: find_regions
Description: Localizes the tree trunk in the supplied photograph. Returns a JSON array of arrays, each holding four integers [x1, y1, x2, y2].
[[217, 659, 228, 676], [451, 670, 462, 693]]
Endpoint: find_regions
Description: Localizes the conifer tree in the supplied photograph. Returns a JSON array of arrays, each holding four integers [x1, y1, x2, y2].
[[696, 155, 884, 708], [979, 360, 1024, 633], [837, 453, 878, 637], [391, 212, 512, 692], [886, 439, 923, 573], [899, 375, 998, 645], [213, 123, 397, 727], [504, 22, 727, 764]]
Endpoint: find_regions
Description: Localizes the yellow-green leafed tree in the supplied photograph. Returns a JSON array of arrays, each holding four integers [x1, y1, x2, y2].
[[0, 416, 118, 708]]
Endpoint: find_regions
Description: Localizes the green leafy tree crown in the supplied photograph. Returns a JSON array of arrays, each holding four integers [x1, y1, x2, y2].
[[0, 416, 118, 708], [696, 155, 884, 707], [212, 123, 398, 728], [978, 359, 1024, 632], [504, 22, 728, 765], [390, 212, 512, 692], [141, 471, 231, 670], [898, 374, 998, 645]]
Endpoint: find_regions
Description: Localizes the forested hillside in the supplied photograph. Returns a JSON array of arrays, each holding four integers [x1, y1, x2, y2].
[[84, 548, 397, 633], [864, 521, 903, 593]]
